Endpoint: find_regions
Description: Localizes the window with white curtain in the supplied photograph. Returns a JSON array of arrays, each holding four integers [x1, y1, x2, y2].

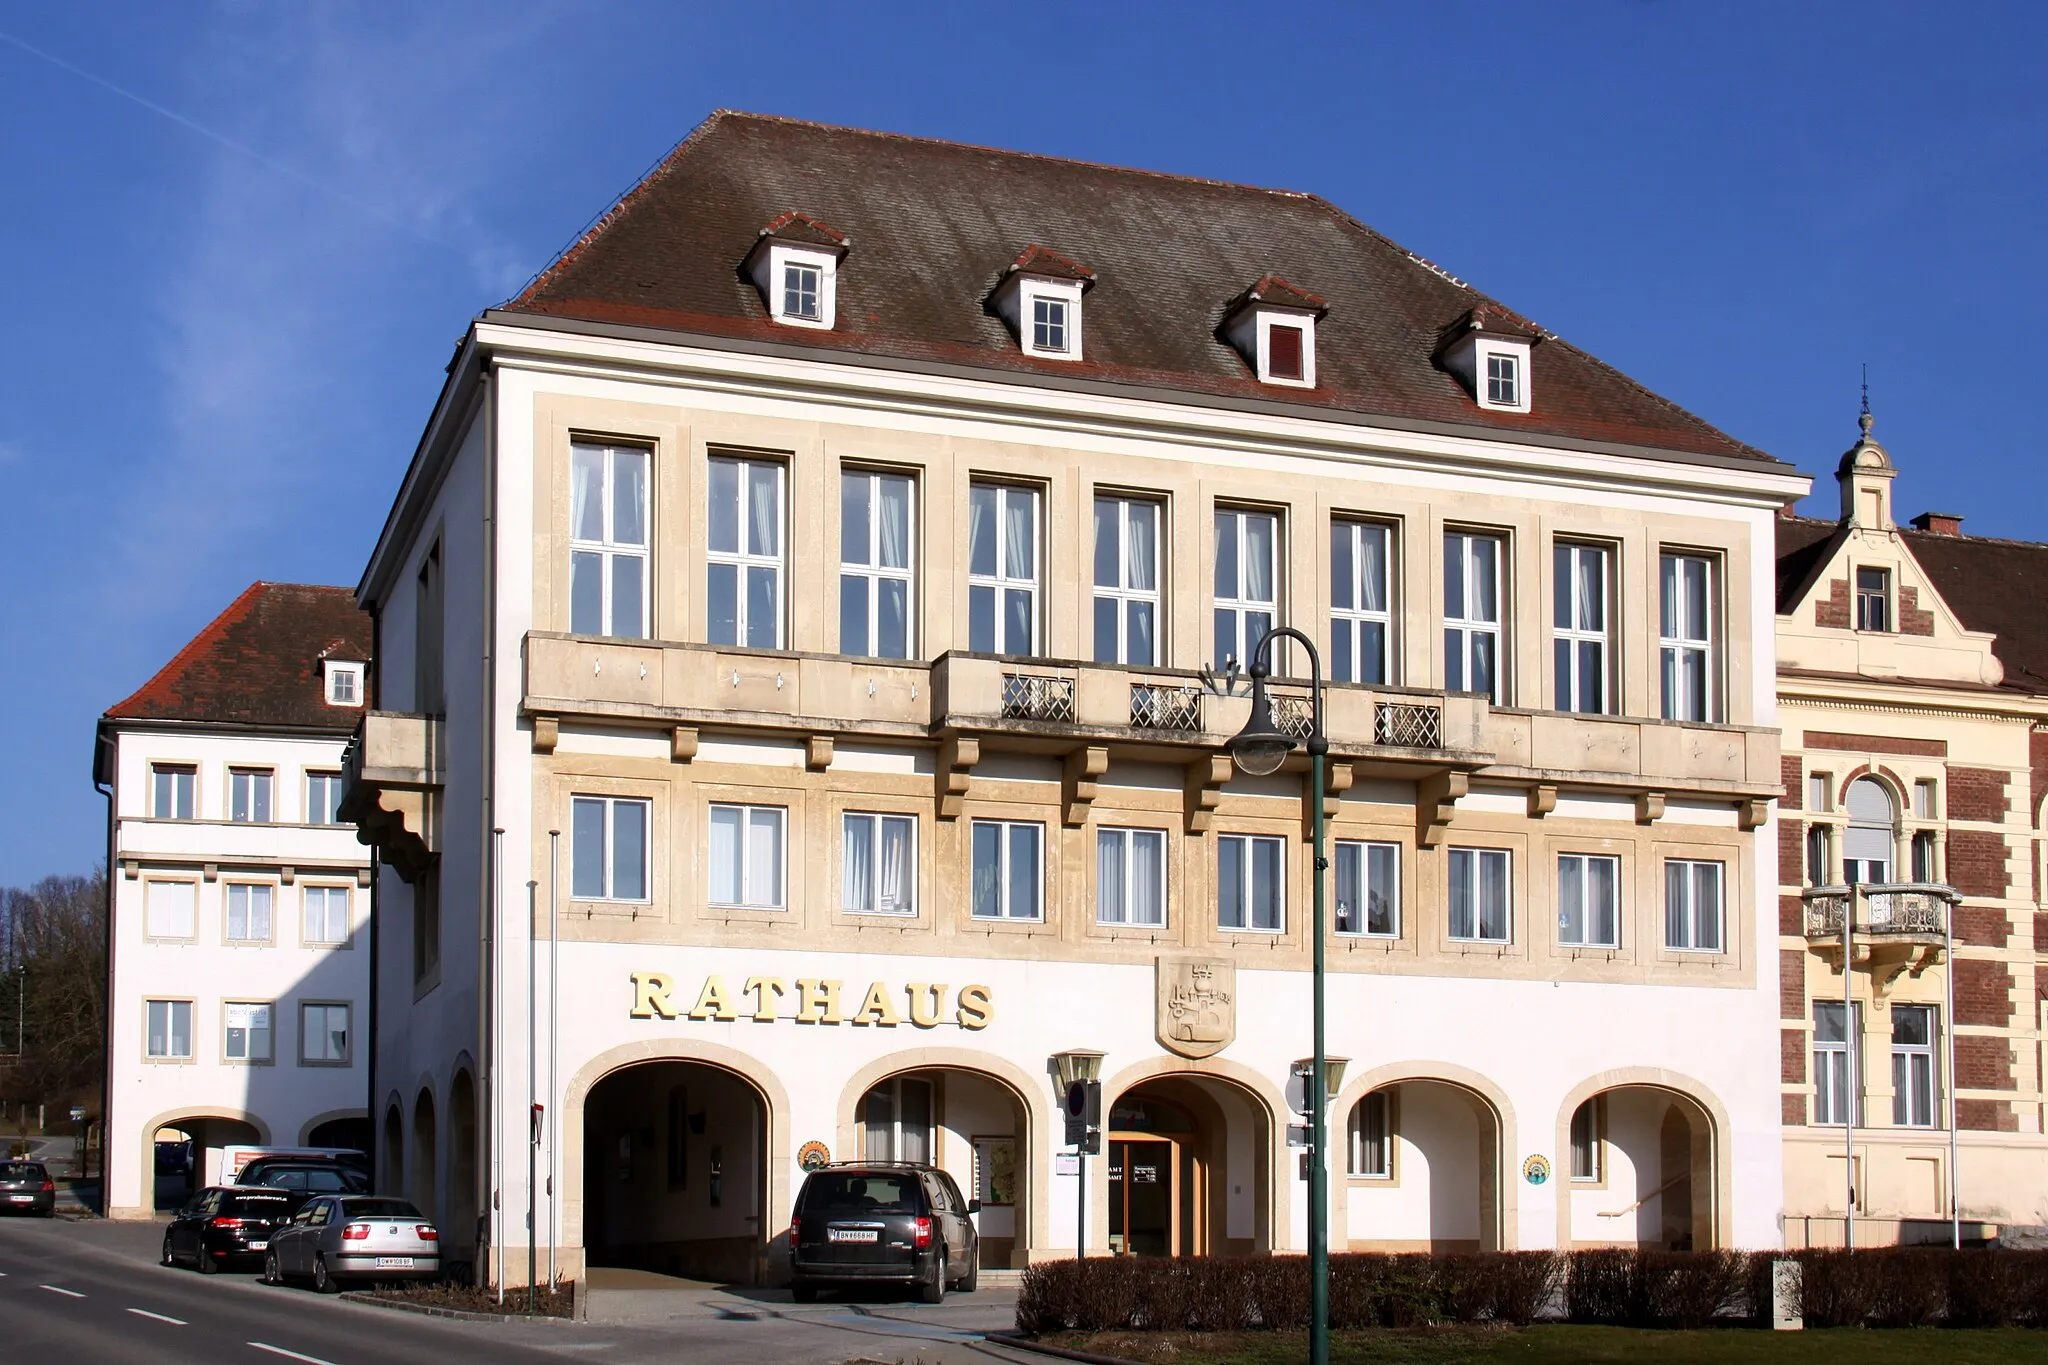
[[145, 879, 196, 940], [840, 470, 916, 659], [224, 883, 274, 943], [1217, 834, 1285, 932], [707, 455, 785, 649], [1556, 854, 1619, 948], [146, 999, 193, 1059], [1097, 827, 1166, 926], [968, 483, 1039, 655], [1844, 778, 1895, 884], [1659, 552, 1715, 721], [1891, 1005, 1938, 1128], [1331, 520, 1392, 685], [862, 1076, 933, 1162], [572, 795, 650, 901], [302, 884, 352, 946], [1663, 859, 1724, 952], [1444, 532, 1503, 703], [971, 820, 1043, 920], [1448, 847, 1511, 942], [1348, 1091, 1391, 1177], [1093, 496, 1161, 665], [1335, 840, 1399, 936], [843, 812, 916, 915], [1214, 508, 1278, 671], [569, 442, 650, 639], [1813, 1001, 1859, 1125], [229, 768, 273, 823], [1553, 543, 1612, 714], [709, 803, 785, 909]]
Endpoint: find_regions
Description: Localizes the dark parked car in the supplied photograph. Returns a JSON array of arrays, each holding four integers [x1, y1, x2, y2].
[[154, 1142, 190, 1176], [789, 1163, 978, 1303], [235, 1162, 371, 1196], [263, 1196, 441, 1292], [0, 1161, 55, 1217], [162, 1186, 297, 1273]]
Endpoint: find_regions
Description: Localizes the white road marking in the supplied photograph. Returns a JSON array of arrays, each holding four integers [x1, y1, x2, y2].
[[127, 1308, 187, 1325], [39, 1284, 86, 1297], [249, 1344, 338, 1365]]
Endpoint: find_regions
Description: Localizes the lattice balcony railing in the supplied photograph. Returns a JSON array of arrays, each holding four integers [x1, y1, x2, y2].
[[1130, 684, 1201, 732], [1272, 695, 1316, 741], [1374, 701, 1443, 748], [1000, 672, 1076, 722]]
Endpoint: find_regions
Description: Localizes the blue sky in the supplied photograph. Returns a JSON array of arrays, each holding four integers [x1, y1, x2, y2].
[[2, 3, 2043, 886]]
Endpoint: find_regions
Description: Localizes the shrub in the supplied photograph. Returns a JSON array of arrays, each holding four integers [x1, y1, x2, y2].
[[1567, 1249, 1650, 1325], [1794, 1249, 1877, 1328], [1948, 1251, 2031, 1329], [1867, 1249, 1947, 1328], [1647, 1249, 1749, 1328]]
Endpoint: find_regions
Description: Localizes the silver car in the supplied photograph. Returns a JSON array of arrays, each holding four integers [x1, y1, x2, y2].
[[262, 1195, 441, 1292]]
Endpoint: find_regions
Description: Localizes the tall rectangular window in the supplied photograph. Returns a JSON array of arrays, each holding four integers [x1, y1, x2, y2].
[[145, 880, 196, 940], [1813, 1001, 1859, 1126], [1217, 834, 1285, 932], [1911, 831, 1939, 883], [1268, 323, 1306, 381], [1214, 509, 1278, 671], [1334, 840, 1398, 937], [1096, 827, 1166, 927], [1806, 825, 1832, 886], [152, 765, 195, 819], [306, 771, 343, 825], [843, 813, 916, 915], [569, 443, 650, 639], [571, 795, 651, 902], [1331, 520, 1392, 685], [1556, 854, 1620, 948], [229, 769, 273, 823], [1444, 532, 1502, 703], [708, 456, 785, 649], [970, 820, 1043, 921], [1663, 859, 1724, 952], [968, 483, 1039, 655], [1552, 543, 1611, 713], [1913, 780, 1937, 818], [1448, 847, 1511, 942], [708, 803, 784, 909], [1660, 553, 1715, 721], [839, 470, 916, 659], [224, 1003, 272, 1063], [1032, 296, 1069, 352], [783, 261, 821, 320], [1570, 1100, 1601, 1180], [303, 885, 352, 946], [1856, 567, 1891, 632], [1808, 773, 1833, 812], [863, 1076, 934, 1163], [1348, 1091, 1391, 1177], [145, 1000, 193, 1059], [300, 1003, 351, 1063], [1891, 1005, 1938, 1128], [224, 883, 274, 943], [1093, 496, 1161, 665], [1487, 352, 1521, 407]]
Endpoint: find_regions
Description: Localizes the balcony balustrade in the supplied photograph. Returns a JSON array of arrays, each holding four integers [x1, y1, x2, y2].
[[1801, 882, 1958, 993], [338, 711, 444, 883]]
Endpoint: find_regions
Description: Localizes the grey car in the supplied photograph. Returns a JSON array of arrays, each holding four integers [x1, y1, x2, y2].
[[262, 1195, 441, 1292], [0, 1161, 55, 1216]]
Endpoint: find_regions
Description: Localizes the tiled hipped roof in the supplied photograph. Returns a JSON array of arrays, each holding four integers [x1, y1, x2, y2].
[[104, 583, 371, 731], [1776, 517, 2048, 694], [506, 111, 1772, 466]]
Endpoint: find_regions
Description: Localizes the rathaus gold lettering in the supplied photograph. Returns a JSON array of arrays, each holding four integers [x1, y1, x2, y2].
[[630, 972, 992, 1031]]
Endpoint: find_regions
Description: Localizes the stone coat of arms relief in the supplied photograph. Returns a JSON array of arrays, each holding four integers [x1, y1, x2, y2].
[[1156, 956, 1236, 1059]]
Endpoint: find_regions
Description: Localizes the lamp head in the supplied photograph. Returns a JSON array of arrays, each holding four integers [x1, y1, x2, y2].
[[1226, 668, 1295, 776]]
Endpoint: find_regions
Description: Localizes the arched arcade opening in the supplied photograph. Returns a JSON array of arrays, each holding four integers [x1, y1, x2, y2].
[[1106, 1074, 1274, 1257], [853, 1065, 1032, 1269]]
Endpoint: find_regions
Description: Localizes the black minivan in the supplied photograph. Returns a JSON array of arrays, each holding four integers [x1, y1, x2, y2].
[[788, 1163, 979, 1303]]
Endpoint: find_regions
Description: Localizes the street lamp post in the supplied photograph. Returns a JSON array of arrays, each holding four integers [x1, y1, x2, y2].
[[1224, 627, 1330, 1365]]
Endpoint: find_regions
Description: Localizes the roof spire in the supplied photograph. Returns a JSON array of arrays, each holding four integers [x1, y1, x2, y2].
[[1859, 363, 1873, 439]]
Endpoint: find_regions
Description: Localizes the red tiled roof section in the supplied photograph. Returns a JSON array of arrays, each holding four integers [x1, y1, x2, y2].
[[505, 111, 1773, 465], [1232, 275, 1327, 314], [760, 210, 849, 248], [104, 583, 372, 731], [1008, 244, 1095, 283]]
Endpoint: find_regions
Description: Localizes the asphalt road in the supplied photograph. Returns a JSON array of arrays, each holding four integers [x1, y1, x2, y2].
[[0, 1213, 1021, 1365]]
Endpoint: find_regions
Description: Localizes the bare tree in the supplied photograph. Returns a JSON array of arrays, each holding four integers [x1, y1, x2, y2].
[[0, 869, 107, 1113]]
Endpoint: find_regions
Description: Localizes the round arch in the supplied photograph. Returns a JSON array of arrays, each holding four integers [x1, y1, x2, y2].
[[1331, 1061, 1518, 1251], [561, 1037, 793, 1283], [411, 1086, 440, 1223], [1101, 1055, 1289, 1255], [446, 1066, 480, 1272], [835, 1046, 1053, 1269], [139, 1106, 268, 1203], [1552, 1067, 1732, 1250], [297, 1108, 369, 1149]]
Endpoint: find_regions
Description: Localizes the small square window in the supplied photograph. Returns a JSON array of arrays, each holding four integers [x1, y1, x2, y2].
[[152, 764, 196, 819], [224, 1002, 273, 1063], [1267, 324, 1305, 381], [325, 662, 364, 707], [300, 1002, 351, 1064], [1486, 352, 1521, 407], [1031, 296, 1068, 353], [1856, 567, 1891, 632], [783, 262, 821, 320], [145, 999, 193, 1060], [573, 796, 653, 902]]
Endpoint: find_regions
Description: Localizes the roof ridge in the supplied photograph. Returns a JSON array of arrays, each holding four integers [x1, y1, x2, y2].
[[104, 581, 266, 720], [1902, 525, 2048, 553]]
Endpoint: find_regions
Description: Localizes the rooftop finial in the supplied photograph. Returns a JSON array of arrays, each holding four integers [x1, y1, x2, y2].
[[1859, 363, 1874, 438]]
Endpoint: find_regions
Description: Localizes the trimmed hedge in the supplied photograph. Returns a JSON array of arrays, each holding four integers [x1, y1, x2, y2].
[[1015, 1248, 2048, 1334]]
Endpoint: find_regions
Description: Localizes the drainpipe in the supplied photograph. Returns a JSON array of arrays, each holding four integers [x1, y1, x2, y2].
[[1945, 895, 1959, 1249], [1843, 884, 1855, 1250], [475, 356, 500, 1294]]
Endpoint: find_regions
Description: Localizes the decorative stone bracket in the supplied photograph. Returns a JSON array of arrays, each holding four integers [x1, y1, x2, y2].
[[1303, 761, 1354, 838], [1064, 746, 1109, 826], [936, 734, 980, 819], [1417, 771, 1468, 847], [1183, 755, 1232, 834]]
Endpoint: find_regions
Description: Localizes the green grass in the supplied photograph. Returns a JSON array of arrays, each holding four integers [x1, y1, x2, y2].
[[1046, 1326, 2048, 1364]]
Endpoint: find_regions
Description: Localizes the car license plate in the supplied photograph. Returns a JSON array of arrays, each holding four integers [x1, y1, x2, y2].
[[827, 1229, 878, 1243], [247, 1241, 267, 1250], [375, 1256, 415, 1269], [6, 1194, 31, 1201]]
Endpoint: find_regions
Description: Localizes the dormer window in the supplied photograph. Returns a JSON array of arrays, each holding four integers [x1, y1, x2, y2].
[[1222, 277, 1326, 389], [991, 246, 1094, 361], [324, 660, 365, 707], [1437, 307, 1539, 413], [743, 211, 849, 332]]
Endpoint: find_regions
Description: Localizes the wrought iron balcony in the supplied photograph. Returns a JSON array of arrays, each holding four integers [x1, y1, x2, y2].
[[1130, 683, 1201, 732], [1374, 701, 1443, 748], [1801, 883, 1958, 993], [1000, 671, 1076, 722]]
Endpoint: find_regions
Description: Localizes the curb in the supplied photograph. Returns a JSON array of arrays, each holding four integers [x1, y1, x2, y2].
[[336, 1291, 576, 1325], [980, 1332, 1146, 1365]]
